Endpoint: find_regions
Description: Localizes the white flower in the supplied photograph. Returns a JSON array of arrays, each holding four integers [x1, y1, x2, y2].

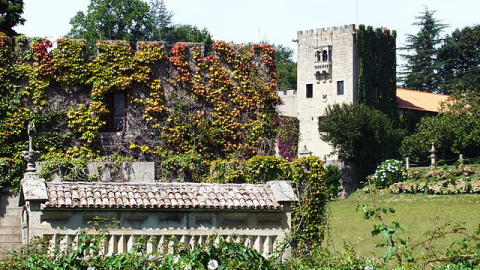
[[364, 266, 373, 270], [172, 255, 180, 264], [87, 267, 96, 270], [207, 259, 219, 270]]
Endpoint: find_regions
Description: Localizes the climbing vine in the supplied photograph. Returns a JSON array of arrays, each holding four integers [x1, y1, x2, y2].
[[356, 25, 397, 117], [0, 34, 280, 188]]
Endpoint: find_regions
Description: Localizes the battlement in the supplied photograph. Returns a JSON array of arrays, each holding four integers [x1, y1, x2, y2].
[[297, 24, 395, 39], [297, 24, 356, 37]]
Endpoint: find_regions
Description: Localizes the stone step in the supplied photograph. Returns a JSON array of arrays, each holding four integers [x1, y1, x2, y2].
[[0, 227, 22, 235], [0, 234, 22, 243], [0, 216, 21, 227]]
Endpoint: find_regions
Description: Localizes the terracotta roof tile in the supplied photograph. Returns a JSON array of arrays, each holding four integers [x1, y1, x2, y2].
[[42, 182, 283, 210], [397, 88, 450, 113]]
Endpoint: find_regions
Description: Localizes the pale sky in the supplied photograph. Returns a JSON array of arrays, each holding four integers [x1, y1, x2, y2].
[[13, 0, 480, 63]]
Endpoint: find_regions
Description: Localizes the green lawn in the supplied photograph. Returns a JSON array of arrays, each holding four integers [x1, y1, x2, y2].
[[324, 189, 480, 259]]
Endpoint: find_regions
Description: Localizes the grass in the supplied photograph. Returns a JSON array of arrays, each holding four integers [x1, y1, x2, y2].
[[324, 189, 480, 260]]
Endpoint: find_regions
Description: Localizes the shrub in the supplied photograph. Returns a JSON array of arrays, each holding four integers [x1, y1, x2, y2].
[[324, 164, 342, 199], [371, 159, 405, 187]]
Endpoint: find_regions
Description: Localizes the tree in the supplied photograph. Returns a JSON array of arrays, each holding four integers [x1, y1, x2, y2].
[[67, 0, 154, 53], [0, 0, 25, 36], [401, 90, 480, 161], [318, 103, 404, 181], [148, 0, 173, 41], [274, 44, 297, 91], [437, 25, 480, 94], [401, 7, 447, 93], [164, 24, 214, 54]]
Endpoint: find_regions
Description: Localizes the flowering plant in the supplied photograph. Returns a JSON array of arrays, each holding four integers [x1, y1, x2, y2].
[[371, 159, 405, 187]]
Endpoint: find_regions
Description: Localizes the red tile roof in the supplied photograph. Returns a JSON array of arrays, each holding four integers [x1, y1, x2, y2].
[[43, 182, 283, 210], [396, 88, 450, 113]]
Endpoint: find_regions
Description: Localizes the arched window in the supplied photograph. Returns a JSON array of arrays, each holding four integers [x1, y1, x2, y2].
[[322, 50, 328, 61], [315, 51, 321, 62]]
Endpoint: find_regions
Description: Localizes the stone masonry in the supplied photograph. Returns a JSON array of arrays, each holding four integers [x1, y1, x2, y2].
[[295, 25, 358, 160]]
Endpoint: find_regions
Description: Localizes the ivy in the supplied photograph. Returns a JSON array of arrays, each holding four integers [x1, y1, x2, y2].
[[0, 35, 280, 188], [291, 156, 328, 253], [356, 25, 397, 117]]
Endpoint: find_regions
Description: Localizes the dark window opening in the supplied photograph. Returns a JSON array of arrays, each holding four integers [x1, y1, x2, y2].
[[315, 51, 321, 62], [337, 81, 344, 95], [322, 50, 328, 61], [100, 92, 126, 132], [306, 84, 313, 98]]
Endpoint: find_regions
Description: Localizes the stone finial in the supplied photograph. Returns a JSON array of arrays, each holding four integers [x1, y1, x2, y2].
[[22, 120, 40, 174], [298, 145, 312, 158]]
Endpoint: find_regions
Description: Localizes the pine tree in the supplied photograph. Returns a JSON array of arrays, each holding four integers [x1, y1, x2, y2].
[[400, 7, 447, 93], [0, 0, 25, 36]]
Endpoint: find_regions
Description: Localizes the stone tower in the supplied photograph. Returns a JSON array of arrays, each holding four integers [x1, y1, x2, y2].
[[295, 24, 396, 161], [296, 25, 359, 161]]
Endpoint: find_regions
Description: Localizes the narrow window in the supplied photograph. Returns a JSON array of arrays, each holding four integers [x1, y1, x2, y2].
[[101, 92, 126, 132], [315, 51, 321, 62], [306, 84, 313, 98], [337, 81, 344, 95], [322, 50, 328, 61], [372, 85, 378, 98]]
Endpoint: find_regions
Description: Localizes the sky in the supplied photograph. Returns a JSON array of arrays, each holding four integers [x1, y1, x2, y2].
[[13, 0, 480, 63]]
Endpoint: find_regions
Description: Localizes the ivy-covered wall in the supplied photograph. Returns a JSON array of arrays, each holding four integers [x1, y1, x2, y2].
[[0, 34, 280, 188], [356, 25, 397, 116]]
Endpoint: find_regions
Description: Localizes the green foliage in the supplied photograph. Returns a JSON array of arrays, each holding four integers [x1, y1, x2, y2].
[[400, 7, 448, 92], [324, 164, 341, 199], [243, 155, 291, 184], [274, 44, 297, 91], [291, 156, 328, 253], [371, 159, 405, 188], [401, 90, 480, 161], [0, 229, 275, 270], [160, 152, 207, 182], [0, 0, 25, 36], [67, 0, 153, 54], [438, 25, 480, 93], [356, 25, 397, 116], [0, 157, 24, 191], [0, 34, 279, 189], [318, 103, 404, 182], [165, 24, 215, 54]]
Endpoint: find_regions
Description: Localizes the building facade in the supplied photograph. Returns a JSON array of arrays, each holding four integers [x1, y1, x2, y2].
[[294, 25, 397, 160]]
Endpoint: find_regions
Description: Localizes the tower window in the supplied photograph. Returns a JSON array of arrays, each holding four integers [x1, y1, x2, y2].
[[337, 81, 344, 95], [322, 50, 328, 61], [306, 84, 313, 98], [315, 51, 321, 62]]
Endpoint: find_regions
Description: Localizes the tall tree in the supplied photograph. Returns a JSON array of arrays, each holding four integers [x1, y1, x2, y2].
[[401, 7, 447, 93], [67, 0, 153, 53], [437, 25, 480, 94], [318, 103, 404, 181], [148, 0, 173, 41], [274, 44, 297, 91], [0, 0, 25, 36]]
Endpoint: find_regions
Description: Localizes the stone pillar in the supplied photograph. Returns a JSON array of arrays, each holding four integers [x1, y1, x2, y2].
[[430, 143, 437, 167]]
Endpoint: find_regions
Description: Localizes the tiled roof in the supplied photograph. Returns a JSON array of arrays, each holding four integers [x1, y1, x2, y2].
[[396, 88, 450, 113], [43, 182, 283, 210]]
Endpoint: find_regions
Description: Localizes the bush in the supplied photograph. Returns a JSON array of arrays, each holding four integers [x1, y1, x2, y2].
[[371, 159, 405, 187], [324, 164, 341, 199]]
